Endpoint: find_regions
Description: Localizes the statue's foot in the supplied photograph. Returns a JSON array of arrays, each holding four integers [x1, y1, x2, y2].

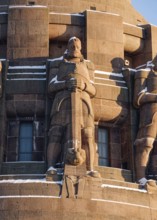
[[87, 170, 101, 178], [138, 177, 148, 186], [46, 166, 57, 175], [138, 177, 157, 189], [46, 166, 64, 182]]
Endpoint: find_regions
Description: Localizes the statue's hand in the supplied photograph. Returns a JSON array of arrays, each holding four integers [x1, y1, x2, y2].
[[66, 78, 86, 92], [66, 78, 77, 91]]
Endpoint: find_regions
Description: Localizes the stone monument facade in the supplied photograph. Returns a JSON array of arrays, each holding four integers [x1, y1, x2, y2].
[[0, 0, 157, 219], [0, 0, 156, 184]]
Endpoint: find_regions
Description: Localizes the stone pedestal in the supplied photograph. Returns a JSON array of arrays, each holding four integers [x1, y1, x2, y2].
[[62, 164, 87, 199]]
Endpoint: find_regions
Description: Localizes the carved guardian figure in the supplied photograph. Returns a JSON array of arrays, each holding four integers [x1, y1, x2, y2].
[[134, 57, 157, 186], [47, 37, 99, 177]]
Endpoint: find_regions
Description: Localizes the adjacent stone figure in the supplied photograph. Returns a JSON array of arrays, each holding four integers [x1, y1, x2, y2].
[[134, 58, 157, 185], [47, 37, 98, 177]]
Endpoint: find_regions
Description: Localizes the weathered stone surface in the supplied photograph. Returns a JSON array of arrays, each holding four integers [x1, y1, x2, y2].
[[0, 184, 156, 220], [0, 1, 157, 219], [85, 10, 124, 72], [7, 6, 49, 59], [1, 162, 46, 175]]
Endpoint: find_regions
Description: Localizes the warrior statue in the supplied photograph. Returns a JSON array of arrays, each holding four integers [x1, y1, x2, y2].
[[134, 57, 157, 186], [47, 37, 99, 177]]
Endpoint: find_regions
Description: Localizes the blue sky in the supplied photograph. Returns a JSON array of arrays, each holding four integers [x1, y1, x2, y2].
[[132, 0, 157, 25]]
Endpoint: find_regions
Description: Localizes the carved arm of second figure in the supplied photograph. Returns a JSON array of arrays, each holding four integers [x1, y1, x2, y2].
[[134, 67, 157, 185]]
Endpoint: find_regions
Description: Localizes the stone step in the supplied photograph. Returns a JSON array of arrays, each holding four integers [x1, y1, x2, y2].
[[0, 179, 62, 197], [8, 68, 46, 74], [0, 172, 135, 198], [1, 162, 46, 175], [0, 168, 156, 212], [0, 176, 152, 209], [101, 178, 139, 190], [7, 61, 47, 80], [0, 196, 155, 220], [73, 176, 151, 209], [92, 179, 149, 207], [0, 174, 46, 180], [1, 163, 132, 182], [9, 60, 46, 67], [95, 166, 132, 182], [0, 175, 136, 189], [7, 74, 46, 80], [85, 170, 150, 208]]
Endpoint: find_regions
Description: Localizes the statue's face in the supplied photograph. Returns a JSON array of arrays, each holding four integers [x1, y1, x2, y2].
[[68, 39, 82, 58]]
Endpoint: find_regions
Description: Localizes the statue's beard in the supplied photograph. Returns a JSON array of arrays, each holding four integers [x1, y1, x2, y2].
[[64, 50, 83, 61], [68, 51, 82, 58]]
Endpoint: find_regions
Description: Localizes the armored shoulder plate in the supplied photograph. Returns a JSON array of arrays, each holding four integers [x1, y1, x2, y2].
[[49, 57, 63, 69], [85, 60, 95, 71]]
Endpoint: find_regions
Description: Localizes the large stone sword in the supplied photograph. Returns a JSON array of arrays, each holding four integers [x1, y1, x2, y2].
[[66, 82, 86, 166], [71, 88, 81, 149]]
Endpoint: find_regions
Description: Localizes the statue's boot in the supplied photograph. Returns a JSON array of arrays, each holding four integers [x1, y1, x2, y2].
[[86, 136, 101, 178]]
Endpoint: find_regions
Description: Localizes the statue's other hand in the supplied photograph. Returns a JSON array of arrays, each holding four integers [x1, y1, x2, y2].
[[76, 78, 86, 90]]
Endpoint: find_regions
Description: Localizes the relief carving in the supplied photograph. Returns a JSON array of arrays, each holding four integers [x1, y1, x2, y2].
[[46, 37, 100, 178], [134, 58, 157, 186]]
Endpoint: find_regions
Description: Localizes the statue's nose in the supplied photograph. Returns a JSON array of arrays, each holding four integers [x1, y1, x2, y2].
[[72, 45, 77, 50]]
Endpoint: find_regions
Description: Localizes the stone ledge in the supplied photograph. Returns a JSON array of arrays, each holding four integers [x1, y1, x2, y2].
[[49, 13, 85, 26], [95, 166, 132, 182], [1, 162, 46, 175], [6, 80, 46, 94], [0, 180, 62, 197], [0, 193, 156, 220], [0, 174, 45, 180], [123, 22, 145, 39]]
